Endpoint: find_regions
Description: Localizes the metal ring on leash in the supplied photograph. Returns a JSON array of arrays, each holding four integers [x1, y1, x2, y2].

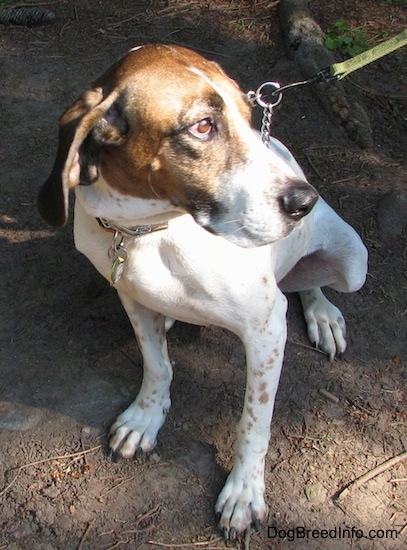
[[249, 81, 282, 109]]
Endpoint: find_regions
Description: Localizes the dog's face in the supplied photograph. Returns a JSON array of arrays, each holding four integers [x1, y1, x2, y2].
[[38, 44, 317, 247]]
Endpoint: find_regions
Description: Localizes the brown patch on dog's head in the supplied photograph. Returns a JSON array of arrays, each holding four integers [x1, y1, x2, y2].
[[38, 44, 252, 226]]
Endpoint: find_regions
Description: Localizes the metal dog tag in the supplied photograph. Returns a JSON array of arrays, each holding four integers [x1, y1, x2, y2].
[[110, 253, 126, 285], [108, 231, 128, 286]]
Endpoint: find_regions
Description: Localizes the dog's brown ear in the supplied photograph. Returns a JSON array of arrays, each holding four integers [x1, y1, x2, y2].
[[38, 87, 125, 226]]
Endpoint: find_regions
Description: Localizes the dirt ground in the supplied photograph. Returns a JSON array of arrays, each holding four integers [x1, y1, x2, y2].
[[0, 1, 406, 548]]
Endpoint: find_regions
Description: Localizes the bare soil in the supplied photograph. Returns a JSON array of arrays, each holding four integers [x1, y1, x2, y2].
[[0, 1, 406, 549]]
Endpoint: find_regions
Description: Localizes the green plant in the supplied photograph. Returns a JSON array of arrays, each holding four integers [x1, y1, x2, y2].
[[235, 17, 252, 31], [324, 20, 368, 57]]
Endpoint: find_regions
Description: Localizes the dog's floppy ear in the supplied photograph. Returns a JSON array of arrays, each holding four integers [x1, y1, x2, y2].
[[38, 87, 126, 226]]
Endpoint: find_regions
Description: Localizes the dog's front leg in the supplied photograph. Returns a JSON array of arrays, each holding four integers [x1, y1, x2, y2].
[[109, 292, 172, 459], [215, 289, 287, 539]]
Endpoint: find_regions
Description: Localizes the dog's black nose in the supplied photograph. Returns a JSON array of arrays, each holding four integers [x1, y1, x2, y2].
[[281, 181, 318, 220]]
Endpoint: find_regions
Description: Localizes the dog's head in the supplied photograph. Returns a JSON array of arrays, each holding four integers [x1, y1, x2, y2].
[[38, 44, 317, 247]]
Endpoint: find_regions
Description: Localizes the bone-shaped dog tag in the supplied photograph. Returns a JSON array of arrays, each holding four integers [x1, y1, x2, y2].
[[110, 254, 126, 285]]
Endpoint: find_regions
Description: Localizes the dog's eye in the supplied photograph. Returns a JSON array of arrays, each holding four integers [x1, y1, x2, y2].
[[188, 118, 215, 139]]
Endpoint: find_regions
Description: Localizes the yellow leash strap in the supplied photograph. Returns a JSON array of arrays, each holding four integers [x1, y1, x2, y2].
[[331, 28, 407, 80], [249, 29, 407, 107]]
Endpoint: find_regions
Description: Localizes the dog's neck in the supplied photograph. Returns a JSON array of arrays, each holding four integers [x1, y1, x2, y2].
[[75, 179, 185, 232]]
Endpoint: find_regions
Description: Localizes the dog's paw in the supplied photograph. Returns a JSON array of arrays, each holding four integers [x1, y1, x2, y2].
[[300, 288, 346, 361], [215, 468, 267, 539], [109, 397, 170, 459]]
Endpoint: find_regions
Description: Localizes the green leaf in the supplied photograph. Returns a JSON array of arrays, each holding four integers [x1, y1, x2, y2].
[[324, 35, 343, 50], [335, 20, 348, 32]]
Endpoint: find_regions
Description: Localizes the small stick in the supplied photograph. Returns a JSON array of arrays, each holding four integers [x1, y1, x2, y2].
[[336, 450, 407, 501], [346, 397, 375, 416], [332, 175, 360, 185], [122, 525, 154, 535], [135, 503, 161, 525], [319, 388, 340, 403], [0, 471, 21, 498], [77, 519, 95, 550], [304, 151, 324, 181], [106, 8, 151, 29], [389, 478, 407, 483], [288, 338, 327, 356], [101, 473, 139, 497], [0, 445, 101, 498], [12, 445, 102, 470]]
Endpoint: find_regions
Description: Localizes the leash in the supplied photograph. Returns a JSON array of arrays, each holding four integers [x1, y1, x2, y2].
[[248, 29, 407, 143], [330, 28, 407, 80]]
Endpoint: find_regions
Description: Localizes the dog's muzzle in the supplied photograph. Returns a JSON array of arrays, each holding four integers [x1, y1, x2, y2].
[[194, 178, 319, 249]]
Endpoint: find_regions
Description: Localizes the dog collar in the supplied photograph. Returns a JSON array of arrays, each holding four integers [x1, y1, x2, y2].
[[96, 217, 168, 286], [96, 217, 168, 237]]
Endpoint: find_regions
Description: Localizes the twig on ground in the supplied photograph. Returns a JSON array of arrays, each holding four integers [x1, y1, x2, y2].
[[319, 388, 340, 403], [106, 4, 153, 30], [77, 519, 95, 550], [14, 445, 102, 470], [122, 525, 154, 535], [101, 474, 139, 497], [345, 397, 375, 416], [0, 445, 101, 498], [304, 150, 325, 181], [135, 503, 161, 525], [0, 471, 21, 498], [336, 450, 407, 501], [288, 338, 327, 356], [389, 478, 407, 483], [332, 175, 361, 186]]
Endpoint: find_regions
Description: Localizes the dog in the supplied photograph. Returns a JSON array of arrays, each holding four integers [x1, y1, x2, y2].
[[38, 44, 368, 539]]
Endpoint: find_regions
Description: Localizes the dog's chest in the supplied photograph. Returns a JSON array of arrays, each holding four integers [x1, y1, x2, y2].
[[74, 205, 278, 329], [119, 235, 270, 327]]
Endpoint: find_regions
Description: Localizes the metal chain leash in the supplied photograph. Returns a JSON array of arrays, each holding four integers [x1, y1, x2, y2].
[[247, 81, 282, 145], [260, 105, 274, 145]]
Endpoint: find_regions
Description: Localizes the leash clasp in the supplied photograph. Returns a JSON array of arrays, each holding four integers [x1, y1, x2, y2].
[[247, 81, 283, 109], [247, 82, 282, 145]]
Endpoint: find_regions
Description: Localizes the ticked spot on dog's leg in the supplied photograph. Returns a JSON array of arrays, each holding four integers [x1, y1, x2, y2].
[[215, 289, 287, 538]]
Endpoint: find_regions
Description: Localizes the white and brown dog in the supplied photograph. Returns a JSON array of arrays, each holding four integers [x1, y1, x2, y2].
[[38, 44, 367, 538]]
